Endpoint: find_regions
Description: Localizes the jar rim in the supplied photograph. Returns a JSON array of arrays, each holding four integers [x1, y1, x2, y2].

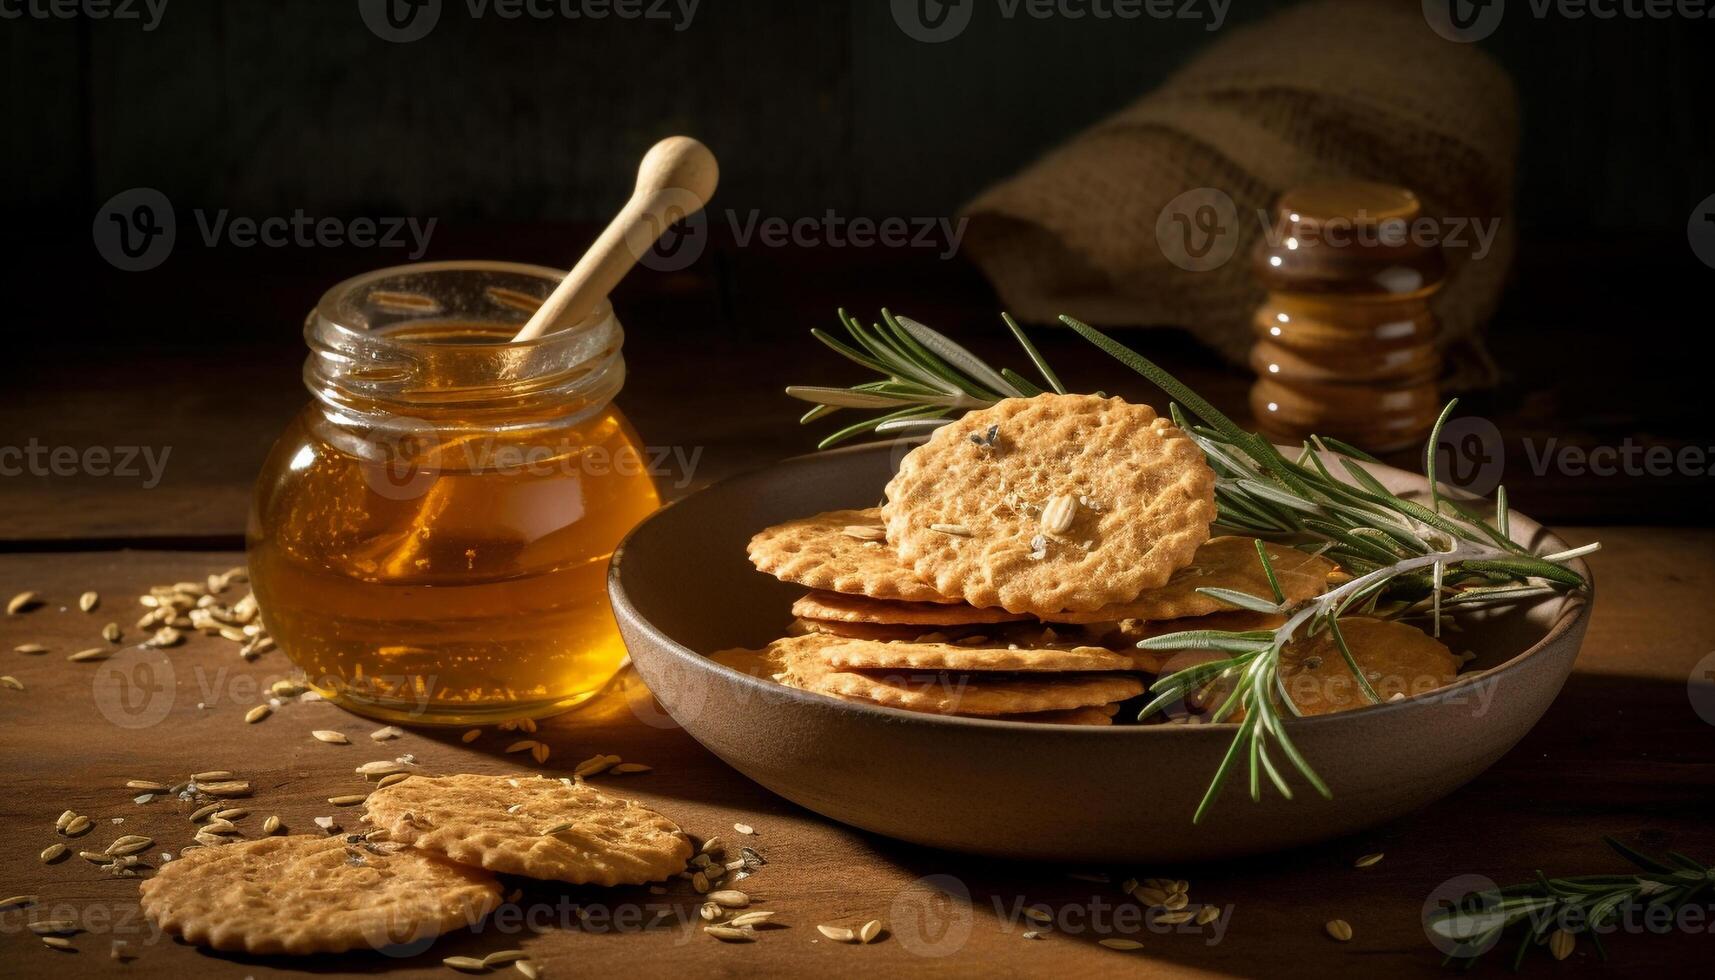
[[312, 259, 613, 352], [303, 260, 626, 429]]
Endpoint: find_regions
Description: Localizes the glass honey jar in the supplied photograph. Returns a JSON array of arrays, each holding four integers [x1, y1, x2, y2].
[[247, 261, 660, 725]]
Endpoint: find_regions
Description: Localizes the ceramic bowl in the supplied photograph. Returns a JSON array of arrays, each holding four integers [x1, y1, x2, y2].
[[609, 443, 1591, 862]]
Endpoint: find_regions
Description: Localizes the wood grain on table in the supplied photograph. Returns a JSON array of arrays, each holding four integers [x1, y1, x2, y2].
[[0, 528, 1711, 978]]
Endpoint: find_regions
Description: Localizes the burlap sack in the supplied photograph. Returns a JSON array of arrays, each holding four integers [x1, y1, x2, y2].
[[961, 0, 1517, 383]]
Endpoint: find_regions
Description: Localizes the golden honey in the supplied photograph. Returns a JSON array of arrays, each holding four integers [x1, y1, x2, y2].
[[248, 262, 657, 724]]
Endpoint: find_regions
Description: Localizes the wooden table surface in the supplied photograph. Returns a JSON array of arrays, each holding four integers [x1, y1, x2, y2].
[[2, 232, 1712, 975], [1, 526, 1711, 978]]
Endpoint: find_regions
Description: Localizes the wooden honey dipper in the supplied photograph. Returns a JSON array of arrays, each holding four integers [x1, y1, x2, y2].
[[511, 135, 719, 342]]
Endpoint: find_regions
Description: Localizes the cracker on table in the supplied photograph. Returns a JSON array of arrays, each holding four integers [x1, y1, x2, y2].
[[881, 394, 1217, 615], [792, 590, 1033, 626], [137, 835, 501, 955], [1049, 537, 1339, 624], [747, 507, 954, 603], [365, 774, 692, 886]]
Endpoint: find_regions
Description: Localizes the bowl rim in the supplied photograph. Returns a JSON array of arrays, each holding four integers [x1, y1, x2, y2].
[[609, 441, 1594, 736]]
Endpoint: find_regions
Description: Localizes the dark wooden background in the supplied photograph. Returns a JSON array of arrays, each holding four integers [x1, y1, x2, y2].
[[5, 0, 1713, 228], [3, 0, 1712, 546]]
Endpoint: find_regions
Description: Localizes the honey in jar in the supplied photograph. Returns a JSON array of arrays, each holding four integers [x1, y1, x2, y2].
[[248, 261, 659, 725]]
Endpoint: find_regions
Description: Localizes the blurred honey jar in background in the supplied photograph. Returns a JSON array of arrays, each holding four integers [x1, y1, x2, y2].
[[1249, 182, 1445, 452], [247, 261, 659, 725]]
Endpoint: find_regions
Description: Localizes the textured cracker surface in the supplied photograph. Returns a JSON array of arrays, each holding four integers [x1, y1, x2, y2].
[[1279, 617, 1460, 715], [819, 639, 1150, 673], [747, 507, 954, 603], [137, 834, 500, 955], [1080, 610, 1286, 650], [1051, 537, 1339, 624], [788, 617, 975, 642], [882, 395, 1217, 615], [775, 638, 1143, 715], [792, 590, 1032, 626], [709, 636, 1144, 716], [365, 774, 692, 885], [808, 668, 1144, 716]]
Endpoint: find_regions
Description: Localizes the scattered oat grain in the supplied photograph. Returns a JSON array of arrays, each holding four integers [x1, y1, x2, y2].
[[1099, 938, 1143, 950], [707, 890, 749, 908]]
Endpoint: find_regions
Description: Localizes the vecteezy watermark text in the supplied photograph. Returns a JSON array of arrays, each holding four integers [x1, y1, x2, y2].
[[1435, 416, 1715, 497], [94, 188, 436, 272], [891, 0, 1230, 43], [0, 440, 171, 489], [359, 0, 699, 42], [0, 0, 168, 30], [728, 211, 968, 260], [1424, 0, 1715, 43], [1154, 187, 1503, 274]]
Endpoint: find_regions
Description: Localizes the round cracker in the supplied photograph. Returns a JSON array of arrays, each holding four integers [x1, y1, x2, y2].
[[808, 669, 1144, 717], [882, 394, 1217, 615], [1278, 617, 1460, 715], [138, 835, 501, 955], [1049, 538, 1339, 624], [819, 638, 1151, 673], [775, 638, 1143, 715], [1079, 610, 1289, 649], [365, 774, 692, 886], [748, 507, 955, 603], [792, 590, 1033, 626], [788, 617, 976, 643]]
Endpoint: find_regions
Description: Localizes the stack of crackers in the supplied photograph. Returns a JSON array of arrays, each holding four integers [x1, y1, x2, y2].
[[723, 393, 1460, 724]]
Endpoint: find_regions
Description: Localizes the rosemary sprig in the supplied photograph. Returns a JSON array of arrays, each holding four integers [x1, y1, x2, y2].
[[786, 309, 1048, 448], [1428, 837, 1713, 968], [786, 311, 1596, 822]]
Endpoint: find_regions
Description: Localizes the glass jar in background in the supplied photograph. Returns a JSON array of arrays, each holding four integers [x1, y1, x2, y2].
[[1248, 182, 1446, 453], [248, 261, 660, 725]]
